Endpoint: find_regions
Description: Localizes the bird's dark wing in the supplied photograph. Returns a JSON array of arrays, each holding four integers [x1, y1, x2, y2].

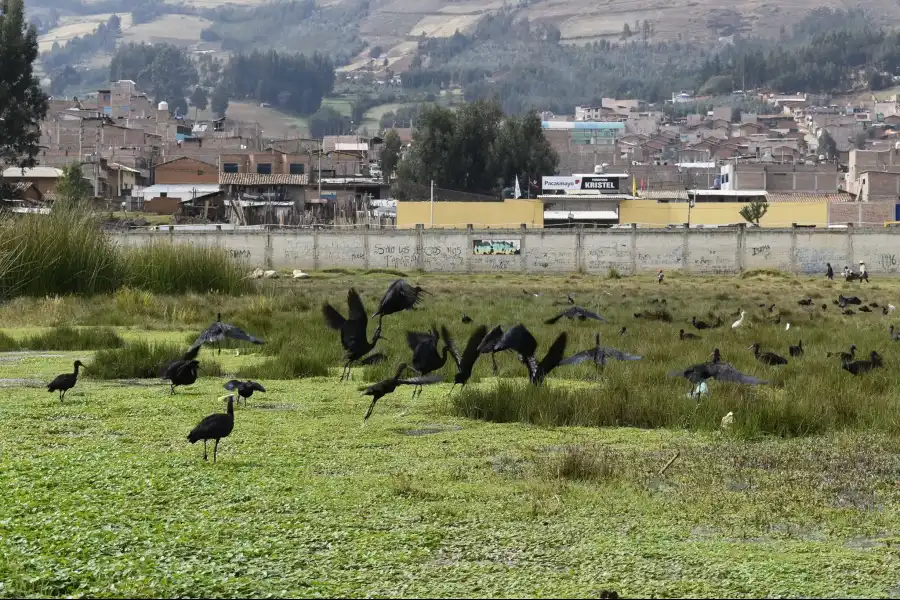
[[709, 363, 769, 385], [538, 332, 568, 375], [575, 307, 607, 321], [460, 325, 488, 373], [599, 347, 642, 361], [223, 379, 241, 391], [406, 330, 436, 351], [360, 352, 387, 365], [544, 311, 566, 325], [559, 349, 594, 366], [495, 324, 538, 360], [221, 322, 264, 345], [397, 374, 443, 386], [248, 381, 266, 392], [376, 279, 426, 317], [182, 345, 201, 361], [322, 303, 346, 330], [191, 322, 224, 349], [441, 325, 460, 367], [478, 325, 504, 354], [188, 414, 230, 441], [162, 359, 188, 379], [347, 288, 368, 328]]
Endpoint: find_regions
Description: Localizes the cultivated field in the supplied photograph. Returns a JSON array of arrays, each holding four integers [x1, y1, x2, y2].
[[37, 13, 134, 53], [2, 268, 900, 597]]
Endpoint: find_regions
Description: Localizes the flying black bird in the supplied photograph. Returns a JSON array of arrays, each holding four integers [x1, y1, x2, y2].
[[323, 288, 385, 381], [191, 313, 264, 355], [680, 329, 700, 341], [842, 351, 883, 375], [837, 295, 862, 308], [406, 326, 454, 398], [788, 340, 804, 357], [669, 349, 769, 397], [162, 359, 200, 395], [223, 379, 266, 406], [373, 279, 428, 326], [559, 333, 642, 368], [187, 395, 235, 463], [890, 325, 900, 341], [448, 324, 488, 393], [361, 363, 442, 421], [749, 343, 789, 365], [461, 313, 473, 324], [477, 325, 504, 374], [494, 324, 567, 385], [545, 306, 606, 325], [47, 360, 85, 402]]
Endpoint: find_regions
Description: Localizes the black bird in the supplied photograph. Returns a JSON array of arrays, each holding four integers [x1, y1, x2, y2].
[[789, 339, 804, 357], [559, 333, 642, 368], [162, 359, 200, 395], [47, 360, 85, 402], [619, 326, 627, 336], [461, 313, 473, 324], [669, 349, 769, 396], [223, 379, 266, 406], [890, 325, 900, 341], [869, 302, 880, 308], [842, 351, 883, 376], [692, 316, 712, 330], [494, 324, 567, 385], [827, 344, 857, 362], [567, 294, 575, 305], [187, 395, 235, 463], [373, 279, 428, 326], [448, 325, 488, 393], [477, 325, 505, 374], [797, 298, 813, 306], [768, 304, 776, 313], [191, 313, 264, 355], [843, 309, 856, 316], [885, 306, 890, 316], [842, 351, 884, 375], [545, 305, 606, 325], [361, 363, 442, 421], [823, 304, 828, 311], [838, 294, 862, 308], [407, 326, 454, 398], [523, 289, 541, 297], [749, 343, 789, 365], [860, 305, 872, 313], [161, 345, 200, 376], [323, 288, 385, 381], [680, 329, 700, 341]]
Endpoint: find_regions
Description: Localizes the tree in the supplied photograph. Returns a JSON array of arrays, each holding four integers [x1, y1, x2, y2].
[[0, 0, 48, 180], [621, 23, 632, 39], [819, 130, 838, 159], [190, 86, 208, 113], [370, 45, 383, 59], [110, 43, 199, 114], [854, 131, 868, 149], [380, 129, 402, 184], [55, 162, 92, 207], [308, 106, 350, 138], [211, 84, 230, 118], [739, 201, 769, 226], [731, 107, 742, 123]]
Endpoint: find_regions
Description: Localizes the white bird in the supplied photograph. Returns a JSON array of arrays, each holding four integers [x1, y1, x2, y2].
[[890, 304, 897, 313], [721, 411, 734, 430], [732, 310, 746, 329], [785, 322, 790, 331]]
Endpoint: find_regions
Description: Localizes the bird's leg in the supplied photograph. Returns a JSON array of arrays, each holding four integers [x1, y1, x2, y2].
[[170, 383, 175, 395], [491, 354, 498, 375], [447, 383, 457, 396], [60, 389, 66, 403], [213, 439, 219, 464], [203, 440, 208, 461], [217, 343, 221, 356]]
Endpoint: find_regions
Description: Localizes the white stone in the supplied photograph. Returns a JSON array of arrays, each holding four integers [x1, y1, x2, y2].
[[263, 270, 279, 278], [293, 269, 310, 279]]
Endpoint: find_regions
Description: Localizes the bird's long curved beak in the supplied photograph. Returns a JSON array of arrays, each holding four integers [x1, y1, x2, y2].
[[746, 345, 754, 350], [218, 394, 232, 402]]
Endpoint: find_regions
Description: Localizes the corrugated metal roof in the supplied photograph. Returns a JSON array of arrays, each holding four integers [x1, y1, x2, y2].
[[2, 167, 63, 178], [334, 142, 369, 152], [219, 173, 309, 186], [133, 184, 221, 199], [767, 192, 854, 203], [538, 193, 633, 199]]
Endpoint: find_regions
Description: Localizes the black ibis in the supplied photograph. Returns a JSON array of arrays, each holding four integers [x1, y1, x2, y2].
[[448, 325, 488, 393], [545, 306, 606, 325], [749, 343, 788, 365], [406, 326, 454, 398], [797, 298, 813, 306], [223, 379, 266, 406], [373, 279, 428, 326], [669, 349, 769, 397], [161, 345, 200, 376], [842, 351, 883, 375], [461, 313, 473, 324], [788, 340, 804, 357], [191, 313, 264, 355], [361, 363, 442, 421], [162, 359, 200, 395], [680, 329, 700, 341], [692, 316, 711, 330], [323, 288, 385, 381], [559, 333, 642, 368], [890, 325, 900, 341], [493, 324, 567, 385], [187, 395, 235, 463], [838, 295, 862, 308], [477, 325, 504, 374], [47, 360, 85, 402]]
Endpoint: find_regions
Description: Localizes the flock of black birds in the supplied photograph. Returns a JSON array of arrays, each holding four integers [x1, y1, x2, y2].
[[42, 279, 898, 463]]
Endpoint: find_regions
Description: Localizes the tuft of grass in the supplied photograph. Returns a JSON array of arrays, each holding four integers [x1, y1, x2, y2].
[[540, 445, 624, 483], [21, 326, 124, 350], [0, 330, 15, 351], [740, 268, 792, 279], [89, 340, 223, 379], [121, 242, 250, 295], [606, 267, 622, 279], [236, 353, 328, 379]]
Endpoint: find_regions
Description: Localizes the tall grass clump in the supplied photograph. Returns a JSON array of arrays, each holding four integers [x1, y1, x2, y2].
[[22, 326, 123, 350], [90, 340, 223, 379], [121, 241, 250, 295], [0, 331, 16, 351], [0, 207, 120, 298], [236, 353, 328, 379]]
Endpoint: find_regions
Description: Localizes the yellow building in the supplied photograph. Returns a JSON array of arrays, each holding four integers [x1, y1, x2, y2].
[[618, 200, 828, 227], [396, 199, 544, 229]]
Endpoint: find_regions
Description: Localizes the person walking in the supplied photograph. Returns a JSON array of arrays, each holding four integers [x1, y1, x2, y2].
[[826, 263, 834, 280], [657, 269, 664, 284], [859, 260, 868, 282]]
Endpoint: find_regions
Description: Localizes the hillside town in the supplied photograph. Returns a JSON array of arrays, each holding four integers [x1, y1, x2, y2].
[[5, 79, 900, 230]]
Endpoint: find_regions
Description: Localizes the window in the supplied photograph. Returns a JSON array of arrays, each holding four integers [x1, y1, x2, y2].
[[289, 163, 305, 175], [223, 163, 238, 173], [256, 163, 272, 174]]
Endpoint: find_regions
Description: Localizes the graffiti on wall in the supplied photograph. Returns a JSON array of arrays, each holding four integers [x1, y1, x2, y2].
[[473, 239, 521, 256]]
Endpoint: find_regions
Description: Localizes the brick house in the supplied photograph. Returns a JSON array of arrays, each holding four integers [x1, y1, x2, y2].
[[154, 156, 218, 185]]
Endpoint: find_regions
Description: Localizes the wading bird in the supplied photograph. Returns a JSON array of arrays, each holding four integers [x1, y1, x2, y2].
[[223, 379, 266, 406], [162, 359, 200, 395], [407, 326, 454, 398], [559, 333, 642, 369], [323, 288, 385, 381], [669, 349, 769, 398], [191, 313, 264, 355], [461, 313, 473, 324], [494, 324, 567, 385], [827, 344, 857, 362], [187, 394, 235, 463], [373, 279, 428, 326], [361, 363, 442, 422], [47, 360, 85, 402], [749, 343, 788, 365], [680, 329, 700, 341], [544, 306, 606, 325], [842, 351, 883, 376], [448, 325, 488, 394], [161, 345, 200, 377], [477, 325, 505, 374], [732, 310, 746, 329], [788, 340, 804, 357]]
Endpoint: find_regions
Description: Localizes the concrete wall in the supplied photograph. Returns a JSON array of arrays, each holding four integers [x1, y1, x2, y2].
[[111, 226, 900, 275], [619, 200, 828, 227]]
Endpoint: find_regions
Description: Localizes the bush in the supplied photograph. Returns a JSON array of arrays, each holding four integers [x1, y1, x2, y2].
[[121, 242, 250, 295], [0, 331, 16, 351], [236, 353, 328, 379], [90, 340, 223, 379], [21, 326, 124, 350], [539, 445, 624, 483]]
